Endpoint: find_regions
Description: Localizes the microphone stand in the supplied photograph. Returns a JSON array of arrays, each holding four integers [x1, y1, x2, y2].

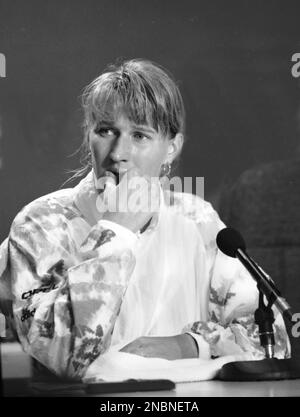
[[218, 282, 300, 381], [255, 289, 275, 359]]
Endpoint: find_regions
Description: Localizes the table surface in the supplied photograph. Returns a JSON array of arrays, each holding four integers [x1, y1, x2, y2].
[[3, 377, 300, 397], [89, 379, 300, 397], [2, 343, 300, 397]]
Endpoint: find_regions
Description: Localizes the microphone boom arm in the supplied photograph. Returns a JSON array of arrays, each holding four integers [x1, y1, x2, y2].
[[236, 249, 293, 322]]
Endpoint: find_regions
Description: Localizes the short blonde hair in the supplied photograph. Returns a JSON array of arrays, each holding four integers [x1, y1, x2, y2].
[[73, 58, 185, 180]]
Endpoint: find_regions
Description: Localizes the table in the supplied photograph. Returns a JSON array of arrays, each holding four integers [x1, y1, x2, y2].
[[3, 377, 300, 397]]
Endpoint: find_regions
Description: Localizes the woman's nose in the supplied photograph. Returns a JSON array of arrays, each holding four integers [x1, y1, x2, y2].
[[110, 134, 131, 162]]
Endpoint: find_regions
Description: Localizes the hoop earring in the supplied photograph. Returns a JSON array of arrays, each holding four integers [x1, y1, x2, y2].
[[160, 162, 171, 177]]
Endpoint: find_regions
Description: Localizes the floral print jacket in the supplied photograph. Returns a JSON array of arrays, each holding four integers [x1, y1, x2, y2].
[[0, 172, 290, 380]]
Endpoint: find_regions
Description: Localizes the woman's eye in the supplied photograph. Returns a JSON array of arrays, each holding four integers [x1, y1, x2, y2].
[[95, 127, 115, 137], [133, 132, 149, 141]]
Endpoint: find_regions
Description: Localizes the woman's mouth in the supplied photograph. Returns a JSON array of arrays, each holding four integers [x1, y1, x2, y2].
[[104, 170, 120, 185]]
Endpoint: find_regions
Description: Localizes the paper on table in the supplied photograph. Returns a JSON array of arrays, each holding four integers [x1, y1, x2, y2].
[[83, 350, 252, 384]]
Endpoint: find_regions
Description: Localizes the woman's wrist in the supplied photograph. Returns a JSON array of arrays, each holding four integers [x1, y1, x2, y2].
[[176, 333, 199, 359]]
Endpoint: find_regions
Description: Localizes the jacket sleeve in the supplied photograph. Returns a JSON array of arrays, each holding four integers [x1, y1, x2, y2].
[[184, 201, 291, 360], [9, 207, 137, 380]]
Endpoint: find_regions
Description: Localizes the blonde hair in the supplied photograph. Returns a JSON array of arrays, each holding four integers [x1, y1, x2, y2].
[[70, 58, 185, 181]]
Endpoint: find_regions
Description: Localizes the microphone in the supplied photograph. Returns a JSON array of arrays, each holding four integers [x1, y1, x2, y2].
[[215, 227, 300, 381], [216, 228, 293, 322]]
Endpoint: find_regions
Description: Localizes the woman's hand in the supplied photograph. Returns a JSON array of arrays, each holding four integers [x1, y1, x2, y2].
[[100, 168, 160, 233], [119, 334, 199, 360]]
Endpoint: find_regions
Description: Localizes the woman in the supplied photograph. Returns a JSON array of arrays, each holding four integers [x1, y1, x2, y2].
[[0, 59, 290, 380]]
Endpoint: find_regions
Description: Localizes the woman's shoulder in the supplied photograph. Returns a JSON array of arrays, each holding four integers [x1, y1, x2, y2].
[[11, 187, 80, 231], [163, 191, 226, 252], [163, 190, 220, 225]]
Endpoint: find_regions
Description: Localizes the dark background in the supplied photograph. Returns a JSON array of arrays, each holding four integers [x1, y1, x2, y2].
[[0, 0, 300, 241]]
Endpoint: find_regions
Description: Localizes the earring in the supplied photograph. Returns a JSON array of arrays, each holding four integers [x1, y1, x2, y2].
[[87, 151, 92, 166], [160, 162, 171, 177]]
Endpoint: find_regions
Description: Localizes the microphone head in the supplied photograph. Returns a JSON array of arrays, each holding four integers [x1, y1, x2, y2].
[[216, 227, 246, 258]]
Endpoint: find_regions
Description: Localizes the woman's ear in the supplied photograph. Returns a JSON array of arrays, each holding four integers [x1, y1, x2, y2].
[[166, 133, 184, 164]]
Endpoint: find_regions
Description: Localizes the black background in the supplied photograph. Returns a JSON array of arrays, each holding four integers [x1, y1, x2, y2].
[[0, 0, 300, 240]]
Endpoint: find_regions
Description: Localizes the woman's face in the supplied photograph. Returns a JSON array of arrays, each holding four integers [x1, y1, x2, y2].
[[89, 112, 174, 182]]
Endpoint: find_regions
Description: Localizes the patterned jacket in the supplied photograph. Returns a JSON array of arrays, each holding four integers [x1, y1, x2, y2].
[[0, 172, 290, 380]]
